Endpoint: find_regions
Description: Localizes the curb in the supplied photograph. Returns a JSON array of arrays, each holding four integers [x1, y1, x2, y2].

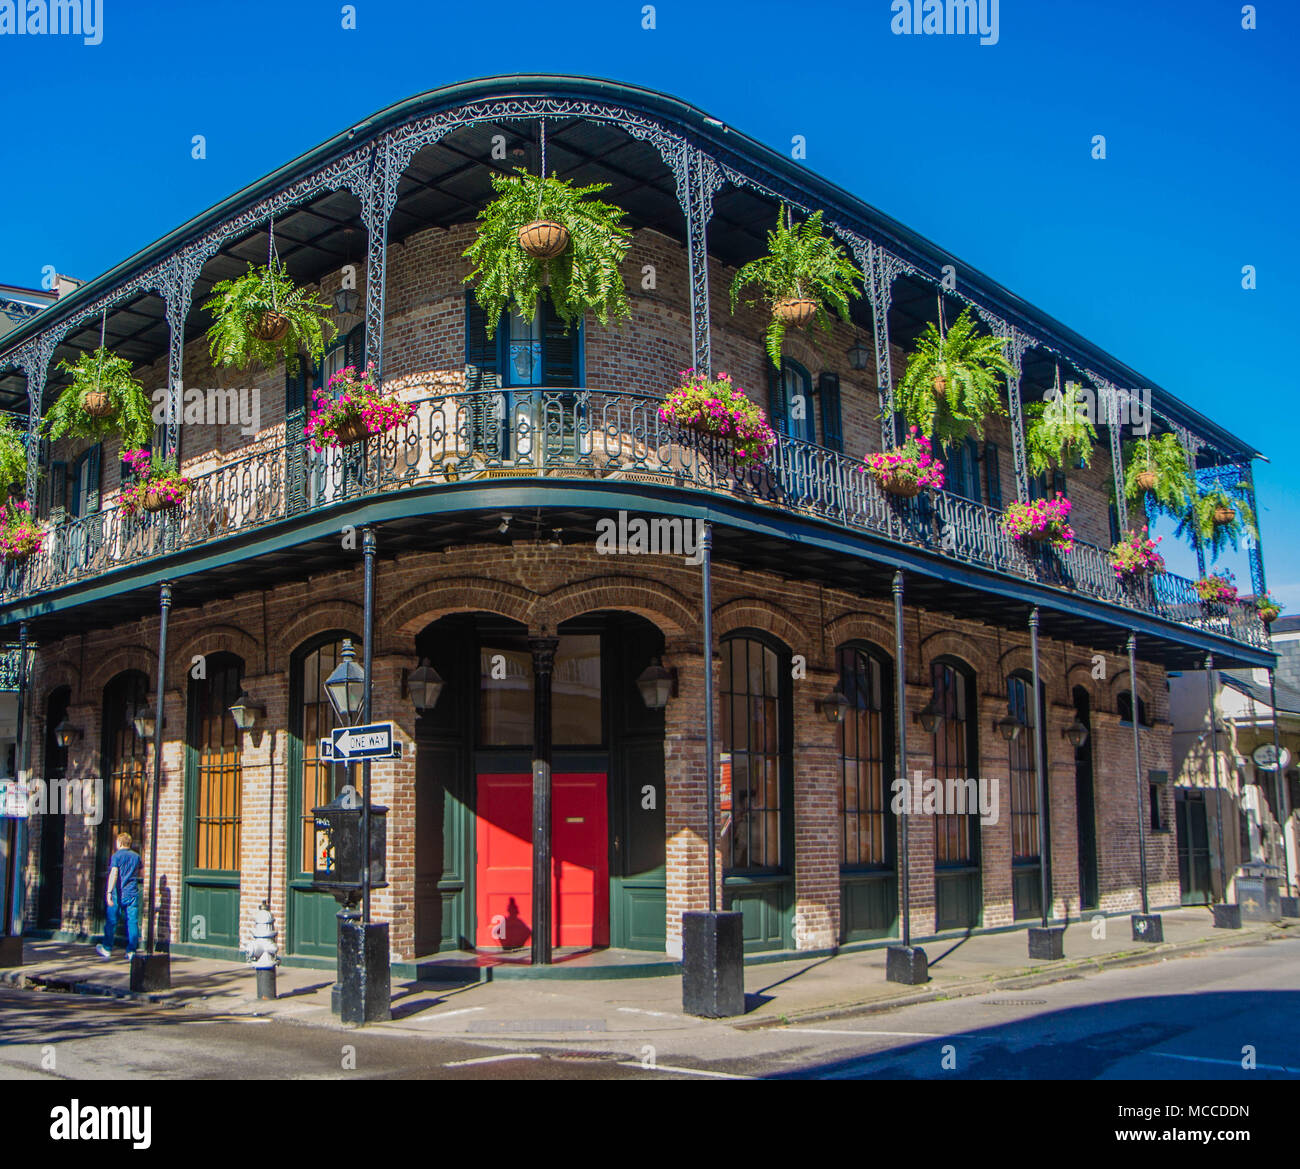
[[731, 926, 1290, 1030]]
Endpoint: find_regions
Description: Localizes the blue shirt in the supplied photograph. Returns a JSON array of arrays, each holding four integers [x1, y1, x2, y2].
[[109, 848, 141, 903]]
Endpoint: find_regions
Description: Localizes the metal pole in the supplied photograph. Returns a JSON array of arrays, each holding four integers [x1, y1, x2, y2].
[[1030, 609, 1050, 927], [1267, 669, 1293, 895], [361, 528, 375, 926], [1128, 634, 1150, 915], [146, 583, 171, 954], [5, 623, 29, 940], [701, 522, 717, 913], [893, 570, 910, 948], [1205, 654, 1228, 902], [530, 635, 558, 965]]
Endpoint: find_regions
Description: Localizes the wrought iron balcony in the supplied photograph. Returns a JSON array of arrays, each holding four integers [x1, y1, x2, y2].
[[0, 645, 22, 690], [0, 387, 1268, 652]]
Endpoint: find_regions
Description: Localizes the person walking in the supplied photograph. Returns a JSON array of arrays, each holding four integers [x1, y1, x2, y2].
[[96, 832, 141, 961]]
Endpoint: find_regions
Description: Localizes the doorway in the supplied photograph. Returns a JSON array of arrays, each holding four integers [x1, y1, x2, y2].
[[1176, 788, 1213, 904], [37, 687, 71, 929], [1072, 686, 1099, 912]]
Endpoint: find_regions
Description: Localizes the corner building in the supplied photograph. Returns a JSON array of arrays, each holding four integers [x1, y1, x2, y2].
[[1, 77, 1275, 966]]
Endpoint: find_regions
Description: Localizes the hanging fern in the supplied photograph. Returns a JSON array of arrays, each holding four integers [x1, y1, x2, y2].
[[464, 170, 632, 336], [203, 261, 335, 375], [1178, 485, 1258, 561], [46, 347, 153, 447], [1122, 432, 1194, 515], [729, 207, 862, 366], [1024, 381, 1098, 475], [896, 305, 1013, 445], [0, 414, 29, 491]]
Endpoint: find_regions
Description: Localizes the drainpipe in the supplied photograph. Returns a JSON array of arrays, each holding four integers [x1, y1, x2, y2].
[[702, 522, 716, 913], [135, 582, 172, 990], [893, 571, 909, 948], [1267, 669, 1293, 897]]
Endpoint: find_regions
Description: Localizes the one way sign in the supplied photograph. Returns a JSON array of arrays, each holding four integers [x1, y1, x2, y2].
[[319, 721, 403, 761]]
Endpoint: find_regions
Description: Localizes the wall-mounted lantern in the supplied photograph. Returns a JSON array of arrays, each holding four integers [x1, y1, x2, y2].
[[402, 659, 445, 713], [228, 690, 266, 732], [635, 658, 677, 710], [817, 682, 851, 725]]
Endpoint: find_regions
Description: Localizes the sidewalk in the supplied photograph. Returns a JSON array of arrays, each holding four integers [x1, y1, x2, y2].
[[3, 908, 1292, 1043]]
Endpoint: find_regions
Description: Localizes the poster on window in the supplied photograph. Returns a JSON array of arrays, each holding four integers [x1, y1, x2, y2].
[[0, 779, 29, 819]]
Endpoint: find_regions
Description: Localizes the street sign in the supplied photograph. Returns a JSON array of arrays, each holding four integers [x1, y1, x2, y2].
[[319, 722, 403, 761], [1252, 744, 1291, 772]]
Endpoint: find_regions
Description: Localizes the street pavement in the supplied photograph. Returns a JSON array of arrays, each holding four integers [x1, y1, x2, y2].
[[1, 932, 1296, 1080]]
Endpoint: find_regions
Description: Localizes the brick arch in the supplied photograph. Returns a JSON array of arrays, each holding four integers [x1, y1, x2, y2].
[[713, 597, 803, 651], [917, 630, 994, 678], [1065, 661, 1103, 706], [996, 646, 1062, 697], [542, 575, 695, 637], [35, 665, 81, 710], [87, 645, 157, 695], [386, 576, 536, 641], [824, 610, 897, 661], [275, 602, 364, 667], [167, 624, 260, 691], [1106, 665, 1157, 713]]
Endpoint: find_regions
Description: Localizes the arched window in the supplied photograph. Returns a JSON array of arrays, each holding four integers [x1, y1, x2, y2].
[[101, 671, 149, 852], [186, 653, 243, 874], [1006, 673, 1040, 864], [768, 359, 816, 444], [721, 634, 790, 875], [1118, 689, 1151, 727], [293, 636, 353, 877], [836, 644, 892, 869], [932, 657, 982, 930]]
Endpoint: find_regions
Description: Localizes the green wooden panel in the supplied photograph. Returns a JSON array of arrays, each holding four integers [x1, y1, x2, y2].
[[840, 872, 898, 942], [416, 741, 469, 955], [288, 883, 342, 958], [725, 878, 793, 952], [1012, 864, 1041, 921], [182, 880, 240, 949], [935, 869, 981, 931]]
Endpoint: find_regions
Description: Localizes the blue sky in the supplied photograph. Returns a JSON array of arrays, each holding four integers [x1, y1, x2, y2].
[[1, 0, 1294, 603]]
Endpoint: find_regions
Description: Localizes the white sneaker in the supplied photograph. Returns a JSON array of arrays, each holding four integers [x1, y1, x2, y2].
[[95, 945, 110, 958], [126, 951, 136, 962]]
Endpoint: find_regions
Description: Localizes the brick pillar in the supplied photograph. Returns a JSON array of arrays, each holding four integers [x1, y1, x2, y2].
[[235, 670, 289, 952], [978, 691, 1014, 928], [898, 674, 935, 942], [793, 665, 840, 950], [1045, 701, 1080, 920], [152, 685, 185, 951], [367, 653, 411, 959], [662, 642, 717, 958], [60, 701, 100, 936]]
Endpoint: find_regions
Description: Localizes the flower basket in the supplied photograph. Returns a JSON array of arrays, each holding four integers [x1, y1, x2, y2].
[[1002, 494, 1075, 552], [120, 449, 192, 517], [1260, 605, 1280, 625], [658, 369, 776, 464], [860, 427, 945, 498], [0, 499, 42, 563], [517, 219, 570, 258], [304, 363, 415, 452], [1194, 572, 1238, 604], [249, 310, 291, 343], [773, 297, 818, 326], [142, 479, 191, 513], [82, 389, 114, 418], [1108, 528, 1165, 580]]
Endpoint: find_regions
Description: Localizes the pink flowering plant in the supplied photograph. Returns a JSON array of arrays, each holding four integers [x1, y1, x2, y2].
[[658, 369, 776, 462], [1195, 571, 1238, 604], [1001, 493, 1075, 551], [119, 449, 191, 517], [0, 499, 42, 560], [859, 426, 945, 496], [1108, 527, 1166, 579], [304, 363, 415, 452]]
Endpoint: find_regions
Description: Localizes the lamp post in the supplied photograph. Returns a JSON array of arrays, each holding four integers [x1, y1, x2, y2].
[[1205, 653, 1241, 928], [1026, 609, 1064, 960], [1127, 634, 1162, 942], [1267, 669, 1297, 914], [887, 569, 926, 984], [0, 623, 28, 968]]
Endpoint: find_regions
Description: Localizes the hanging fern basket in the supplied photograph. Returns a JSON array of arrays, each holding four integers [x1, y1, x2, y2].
[[773, 297, 818, 326], [1213, 505, 1235, 526], [249, 310, 291, 343], [1136, 470, 1158, 492], [931, 375, 947, 398], [518, 220, 570, 259], [82, 389, 113, 418]]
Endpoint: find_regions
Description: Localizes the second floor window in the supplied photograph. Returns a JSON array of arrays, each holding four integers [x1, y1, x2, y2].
[[767, 360, 816, 444], [465, 295, 581, 390]]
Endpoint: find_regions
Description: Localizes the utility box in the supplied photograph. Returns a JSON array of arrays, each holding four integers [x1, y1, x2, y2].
[[311, 789, 388, 896]]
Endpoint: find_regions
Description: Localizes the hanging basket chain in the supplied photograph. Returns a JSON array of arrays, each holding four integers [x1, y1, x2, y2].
[[267, 219, 280, 312], [95, 308, 106, 393]]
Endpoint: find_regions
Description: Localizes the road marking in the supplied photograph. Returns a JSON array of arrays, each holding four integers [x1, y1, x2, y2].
[[1149, 1051, 1297, 1074], [444, 1053, 542, 1068], [618, 1061, 752, 1079], [616, 1007, 680, 1019], [423, 1007, 487, 1021]]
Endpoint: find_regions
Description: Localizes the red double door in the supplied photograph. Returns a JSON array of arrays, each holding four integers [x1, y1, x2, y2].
[[475, 772, 609, 951]]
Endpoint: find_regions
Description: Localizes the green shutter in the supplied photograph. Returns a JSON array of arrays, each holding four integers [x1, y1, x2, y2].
[[285, 368, 308, 516], [984, 442, 1002, 509], [541, 302, 577, 388], [767, 362, 787, 436], [965, 439, 982, 505], [345, 323, 366, 371], [1052, 469, 1067, 498], [465, 295, 501, 454], [818, 372, 843, 453], [84, 444, 102, 514], [46, 460, 66, 519]]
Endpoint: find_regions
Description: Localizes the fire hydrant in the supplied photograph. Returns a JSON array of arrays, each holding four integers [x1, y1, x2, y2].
[[242, 902, 279, 1000]]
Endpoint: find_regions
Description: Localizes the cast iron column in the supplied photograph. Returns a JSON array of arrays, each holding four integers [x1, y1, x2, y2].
[[893, 571, 909, 947], [1129, 634, 1150, 915], [1267, 669, 1293, 896], [146, 583, 171, 954], [1205, 654, 1229, 902], [1030, 609, 1050, 927], [530, 635, 558, 965], [701, 523, 717, 911], [361, 527, 375, 925]]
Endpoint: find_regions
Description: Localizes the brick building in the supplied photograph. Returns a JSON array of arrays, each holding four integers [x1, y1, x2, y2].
[[0, 76, 1276, 968]]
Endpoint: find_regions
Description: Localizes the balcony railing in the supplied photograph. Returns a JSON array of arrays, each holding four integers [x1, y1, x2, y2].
[[1, 386, 1268, 651]]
